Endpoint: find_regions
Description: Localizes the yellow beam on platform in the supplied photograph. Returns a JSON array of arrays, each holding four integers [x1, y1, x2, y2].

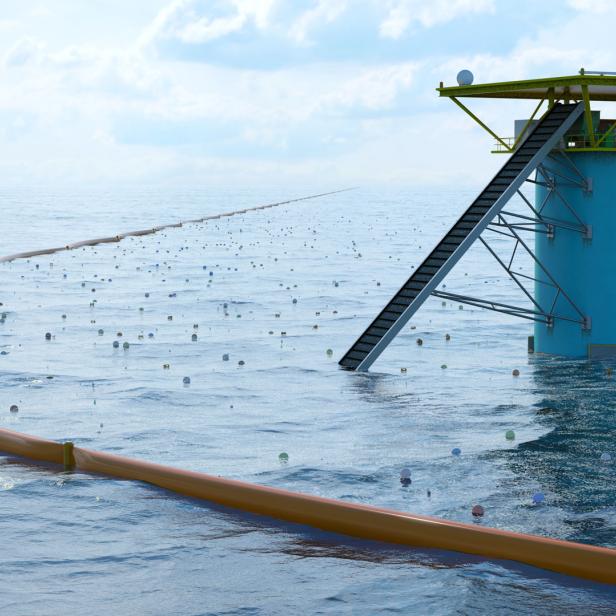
[[450, 97, 511, 152], [581, 84, 596, 147], [512, 97, 546, 150]]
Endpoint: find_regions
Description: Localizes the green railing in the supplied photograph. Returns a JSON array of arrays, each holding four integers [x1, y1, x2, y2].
[[493, 132, 616, 153]]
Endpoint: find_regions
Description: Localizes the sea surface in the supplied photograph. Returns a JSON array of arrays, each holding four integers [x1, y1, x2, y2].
[[0, 186, 615, 615]]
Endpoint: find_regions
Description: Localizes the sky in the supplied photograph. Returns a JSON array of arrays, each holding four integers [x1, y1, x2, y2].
[[1, 0, 616, 188]]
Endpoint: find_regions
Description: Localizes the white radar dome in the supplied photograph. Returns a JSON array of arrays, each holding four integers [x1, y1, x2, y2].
[[457, 70, 474, 86]]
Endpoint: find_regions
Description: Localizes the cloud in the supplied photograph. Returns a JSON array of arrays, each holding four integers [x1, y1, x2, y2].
[[4, 37, 45, 67], [567, 0, 616, 12], [29, 6, 52, 19], [106, 59, 421, 160], [0, 0, 611, 187], [288, 0, 348, 45], [0, 19, 18, 31], [317, 62, 418, 112], [141, 0, 492, 68], [141, 0, 277, 46], [379, 0, 495, 39]]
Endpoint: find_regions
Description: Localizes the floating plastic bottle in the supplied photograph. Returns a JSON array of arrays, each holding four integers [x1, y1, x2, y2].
[[472, 504, 484, 517]]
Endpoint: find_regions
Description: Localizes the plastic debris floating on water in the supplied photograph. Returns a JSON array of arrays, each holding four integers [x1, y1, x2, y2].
[[400, 468, 411, 485], [532, 492, 545, 505]]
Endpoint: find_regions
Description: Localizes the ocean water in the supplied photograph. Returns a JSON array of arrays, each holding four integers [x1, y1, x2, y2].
[[0, 186, 615, 615]]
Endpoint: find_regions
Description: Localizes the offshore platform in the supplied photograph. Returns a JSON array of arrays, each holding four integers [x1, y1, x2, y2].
[[340, 70, 616, 371]]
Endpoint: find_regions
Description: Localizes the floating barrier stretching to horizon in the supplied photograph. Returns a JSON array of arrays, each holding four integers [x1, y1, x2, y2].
[[1, 427, 615, 586], [0, 188, 354, 263]]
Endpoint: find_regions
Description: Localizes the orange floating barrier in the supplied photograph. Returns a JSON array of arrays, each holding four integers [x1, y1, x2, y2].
[[1, 426, 614, 585]]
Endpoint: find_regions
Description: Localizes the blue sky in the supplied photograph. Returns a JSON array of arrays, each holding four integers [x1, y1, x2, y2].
[[1, 0, 615, 187]]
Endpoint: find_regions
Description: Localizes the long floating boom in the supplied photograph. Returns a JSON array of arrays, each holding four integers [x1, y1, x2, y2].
[[0, 427, 614, 585], [0, 188, 354, 263]]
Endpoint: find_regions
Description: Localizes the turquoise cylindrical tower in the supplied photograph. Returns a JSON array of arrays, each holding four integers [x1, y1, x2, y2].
[[437, 70, 616, 359], [534, 150, 616, 358]]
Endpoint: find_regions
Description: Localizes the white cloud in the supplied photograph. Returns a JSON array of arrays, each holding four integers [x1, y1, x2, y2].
[[0, 0, 614, 187], [176, 11, 246, 43], [29, 5, 53, 19], [288, 0, 347, 45], [318, 62, 418, 112], [567, 0, 616, 12], [141, 0, 277, 47], [0, 19, 18, 31], [379, 0, 495, 39], [4, 37, 45, 67]]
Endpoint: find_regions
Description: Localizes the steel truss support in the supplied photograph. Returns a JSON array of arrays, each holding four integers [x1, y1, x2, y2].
[[547, 150, 592, 192], [536, 164, 587, 189], [431, 157, 592, 330], [535, 163, 592, 239], [432, 290, 552, 324], [506, 163, 592, 238]]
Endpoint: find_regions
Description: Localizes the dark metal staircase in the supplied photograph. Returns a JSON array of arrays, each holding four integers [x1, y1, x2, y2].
[[339, 102, 585, 371]]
